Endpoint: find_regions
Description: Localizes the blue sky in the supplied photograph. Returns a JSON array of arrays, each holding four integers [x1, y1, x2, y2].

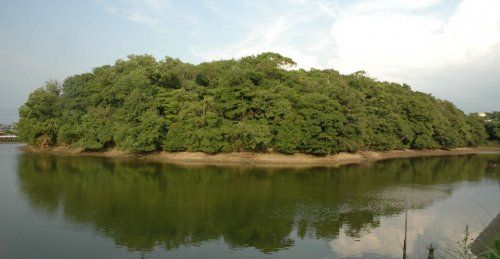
[[1, 0, 499, 123]]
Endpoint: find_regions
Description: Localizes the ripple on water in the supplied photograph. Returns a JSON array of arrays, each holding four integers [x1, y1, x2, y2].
[[372, 185, 451, 212]]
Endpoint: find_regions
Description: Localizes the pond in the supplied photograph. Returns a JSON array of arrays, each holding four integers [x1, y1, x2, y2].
[[0, 144, 498, 258]]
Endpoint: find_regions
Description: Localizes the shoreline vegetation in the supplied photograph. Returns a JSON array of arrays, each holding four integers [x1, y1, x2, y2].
[[17, 53, 496, 155], [21, 145, 500, 167]]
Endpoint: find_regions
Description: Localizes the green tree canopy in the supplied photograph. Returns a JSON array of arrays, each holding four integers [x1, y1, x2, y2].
[[18, 53, 488, 153]]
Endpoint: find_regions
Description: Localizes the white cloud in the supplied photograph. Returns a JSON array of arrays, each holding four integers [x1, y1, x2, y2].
[[319, 0, 500, 111], [191, 16, 303, 62], [190, 0, 338, 69], [99, 0, 500, 76], [98, 0, 198, 33], [328, 0, 500, 82], [328, 13, 445, 77], [99, 0, 169, 32], [191, 0, 500, 81], [355, 0, 442, 12]]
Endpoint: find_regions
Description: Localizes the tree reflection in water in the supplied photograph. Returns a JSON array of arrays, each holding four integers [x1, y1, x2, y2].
[[16, 153, 500, 253]]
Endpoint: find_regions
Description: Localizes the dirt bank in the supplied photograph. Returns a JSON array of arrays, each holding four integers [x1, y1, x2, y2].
[[20, 145, 500, 167]]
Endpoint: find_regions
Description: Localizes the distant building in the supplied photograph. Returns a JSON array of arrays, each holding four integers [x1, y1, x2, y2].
[[477, 112, 487, 117], [0, 123, 18, 135]]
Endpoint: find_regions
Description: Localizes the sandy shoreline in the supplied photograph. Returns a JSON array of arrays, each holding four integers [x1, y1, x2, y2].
[[20, 145, 500, 167]]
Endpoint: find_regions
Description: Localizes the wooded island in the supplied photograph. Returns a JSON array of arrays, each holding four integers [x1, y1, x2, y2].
[[18, 53, 489, 154]]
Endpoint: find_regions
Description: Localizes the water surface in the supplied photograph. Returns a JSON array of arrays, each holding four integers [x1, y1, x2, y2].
[[0, 144, 499, 258]]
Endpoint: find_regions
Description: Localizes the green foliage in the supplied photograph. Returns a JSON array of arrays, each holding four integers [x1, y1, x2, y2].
[[76, 106, 114, 150], [488, 239, 500, 259], [17, 80, 62, 146], [18, 53, 489, 153], [482, 112, 500, 141]]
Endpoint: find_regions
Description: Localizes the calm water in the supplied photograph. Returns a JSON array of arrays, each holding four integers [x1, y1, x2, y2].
[[0, 144, 499, 259]]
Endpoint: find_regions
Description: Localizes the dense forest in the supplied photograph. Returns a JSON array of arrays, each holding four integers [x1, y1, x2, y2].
[[18, 53, 488, 154], [481, 112, 500, 141]]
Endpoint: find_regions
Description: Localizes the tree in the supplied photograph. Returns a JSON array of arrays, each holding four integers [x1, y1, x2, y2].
[[18, 53, 489, 153], [17, 80, 62, 146], [483, 112, 500, 140]]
